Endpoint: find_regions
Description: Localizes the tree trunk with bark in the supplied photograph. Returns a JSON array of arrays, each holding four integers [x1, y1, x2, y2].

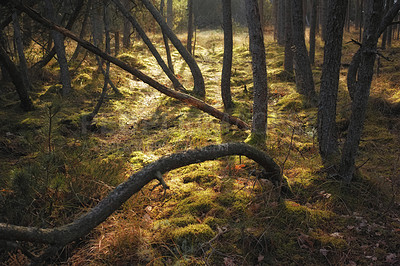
[[12, 12, 31, 92], [309, 0, 318, 65], [284, 0, 293, 74], [292, 0, 317, 104], [44, 0, 72, 96], [122, 0, 132, 49], [245, 0, 268, 142], [140, 0, 205, 97], [160, 0, 174, 74], [12, 2, 250, 130], [0, 42, 33, 111], [339, 0, 400, 182], [277, 0, 286, 45], [317, 0, 348, 165], [0, 143, 285, 249], [221, 0, 234, 110], [111, 0, 185, 92], [187, 0, 193, 54]]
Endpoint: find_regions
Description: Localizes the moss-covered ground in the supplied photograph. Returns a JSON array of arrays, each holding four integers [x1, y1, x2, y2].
[[1, 28, 400, 265]]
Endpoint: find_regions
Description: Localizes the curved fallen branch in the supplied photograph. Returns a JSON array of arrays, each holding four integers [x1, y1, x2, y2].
[[0, 143, 283, 246], [10, 1, 249, 130]]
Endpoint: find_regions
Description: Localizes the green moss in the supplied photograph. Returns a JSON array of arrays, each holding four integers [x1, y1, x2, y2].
[[154, 215, 197, 230], [171, 224, 214, 253], [313, 233, 348, 250], [129, 151, 157, 167], [203, 217, 227, 230], [117, 53, 146, 69], [276, 93, 305, 112]]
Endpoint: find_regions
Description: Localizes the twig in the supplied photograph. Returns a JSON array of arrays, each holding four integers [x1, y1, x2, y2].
[[281, 127, 296, 173]]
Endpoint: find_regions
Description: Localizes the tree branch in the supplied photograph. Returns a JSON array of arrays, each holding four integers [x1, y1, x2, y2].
[[0, 143, 283, 246]]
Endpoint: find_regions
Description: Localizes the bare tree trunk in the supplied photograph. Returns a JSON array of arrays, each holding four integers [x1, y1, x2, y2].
[[339, 0, 400, 182], [13, 2, 250, 130], [221, 0, 234, 110], [320, 0, 327, 41], [70, 0, 91, 62], [309, 0, 318, 65], [0, 142, 284, 252], [12, 12, 31, 91], [140, 0, 205, 97], [122, 0, 132, 49], [284, 0, 293, 74], [0, 41, 33, 111], [160, 0, 174, 74], [187, 0, 193, 54], [292, 0, 317, 104], [33, 0, 84, 69], [114, 31, 119, 56], [167, 0, 173, 28], [111, 0, 185, 91], [317, 0, 348, 165], [44, 0, 72, 96], [277, 0, 286, 45], [245, 0, 268, 142]]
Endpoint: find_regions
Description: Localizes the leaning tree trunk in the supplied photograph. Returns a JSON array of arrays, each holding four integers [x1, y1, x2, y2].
[[13, 2, 250, 130], [140, 0, 205, 97], [0, 143, 285, 249], [160, 0, 174, 74], [12, 12, 31, 92], [292, 0, 317, 104], [245, 0, 268, 142], [317, 0, 348, 165], [0, 42, 33, 111], [70, 0, 92, 62], [339, 0, 400, 182], [284, 0, 293, 74], [111, 0, 185, 92], [221, 0, 234, 110], [44, 0, 72, 96]]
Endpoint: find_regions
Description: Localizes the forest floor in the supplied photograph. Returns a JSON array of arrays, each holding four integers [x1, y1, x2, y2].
[[1, 28, 400, 265]]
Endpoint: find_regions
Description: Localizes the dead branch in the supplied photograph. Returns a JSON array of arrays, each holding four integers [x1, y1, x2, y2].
[[0, 143, 282, 248], [10, 1, 249, 130]]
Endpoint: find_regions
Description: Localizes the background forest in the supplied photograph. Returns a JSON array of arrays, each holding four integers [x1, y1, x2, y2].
[[0, 0, 400, 265]]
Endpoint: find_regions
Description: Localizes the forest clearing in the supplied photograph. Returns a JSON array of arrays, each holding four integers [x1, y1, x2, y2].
[[1, 0, 400, 265]]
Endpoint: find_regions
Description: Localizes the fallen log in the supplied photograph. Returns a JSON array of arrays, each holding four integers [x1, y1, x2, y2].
[[0, 143, 283, 247], [10, 1, 249, 130]]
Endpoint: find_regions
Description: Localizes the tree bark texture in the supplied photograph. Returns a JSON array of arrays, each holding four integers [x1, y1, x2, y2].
[[187, 0, 193, 54], [309, 0, 318, 65], [245, 0, 268, 140], [284, 0, 293, 74], [317, 0, 348, 164], [339, 0, 400, 182], [140, 0, 205, 97], [160, 0, 174, 74], [221, 0, 234, 110], [122, 0, 132, 48], [13, 2, 250, 130], [277, 0, 285, 45], [0, 43, 33, 111], [0, 142, 282, 245], [292, 0, 317, 103], [12, 12, 31, 91], [111, 0, 185, 92], [44, 0, 72, 96]]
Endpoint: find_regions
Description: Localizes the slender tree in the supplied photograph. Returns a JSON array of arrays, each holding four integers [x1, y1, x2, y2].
[[221, 0, 234, 110], [122, 0, 132, 48], [44, 0, 72, 96], [245, 0, 268, 142], [160, 0, 174, 74], [12, 12, 31, 91], [339, 0, 400, 182], [309, 0, 318, 65], [284, 0, 293, 74], [140, 0, 205, 97], [0, 37, 33, 111], [292, 0, 317, 103], [317, 0, 348, 165], [187, 0, 193, 54], [111, 0, 185, 91]]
